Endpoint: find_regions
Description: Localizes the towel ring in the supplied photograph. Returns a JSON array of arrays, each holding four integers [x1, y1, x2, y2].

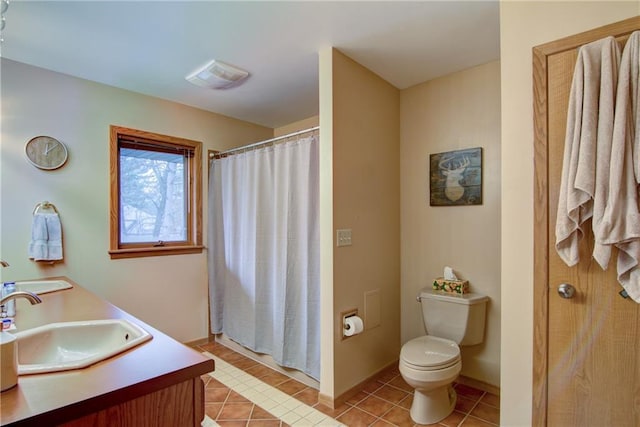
[[33, 201, 59, 215]]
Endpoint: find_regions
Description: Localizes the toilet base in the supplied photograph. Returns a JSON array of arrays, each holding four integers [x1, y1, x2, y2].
[[409, 384, 457, 425]]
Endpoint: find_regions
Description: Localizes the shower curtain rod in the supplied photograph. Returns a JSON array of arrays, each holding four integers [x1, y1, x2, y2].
[[211, 126, 319, 158]]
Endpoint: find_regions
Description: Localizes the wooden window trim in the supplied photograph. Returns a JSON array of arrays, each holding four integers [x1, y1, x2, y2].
[[109, 125, 203, 259]]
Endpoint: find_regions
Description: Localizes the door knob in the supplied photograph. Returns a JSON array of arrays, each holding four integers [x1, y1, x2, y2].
[[557, 283, 576, 299]]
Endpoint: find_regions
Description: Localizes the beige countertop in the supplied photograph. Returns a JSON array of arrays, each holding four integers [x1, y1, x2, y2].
[[0, 276, 214, 426]]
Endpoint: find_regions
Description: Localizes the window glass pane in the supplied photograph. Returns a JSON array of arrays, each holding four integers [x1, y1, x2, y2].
[[119, 147, 187, 243]]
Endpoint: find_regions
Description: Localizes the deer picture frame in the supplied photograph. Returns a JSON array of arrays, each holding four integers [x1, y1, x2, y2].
[[429, 147, 482, 206]]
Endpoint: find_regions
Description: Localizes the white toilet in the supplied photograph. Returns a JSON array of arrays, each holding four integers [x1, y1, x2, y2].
[[399, 288, 488, 424]]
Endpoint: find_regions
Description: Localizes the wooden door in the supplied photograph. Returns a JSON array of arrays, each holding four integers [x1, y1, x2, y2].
[[533, 17, 640, 426]]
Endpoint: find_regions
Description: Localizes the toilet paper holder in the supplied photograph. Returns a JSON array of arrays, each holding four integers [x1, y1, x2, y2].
[[341, 308, 363, 339]]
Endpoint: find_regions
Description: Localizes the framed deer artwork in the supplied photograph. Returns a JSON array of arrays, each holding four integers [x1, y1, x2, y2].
[[429, 147, 482, 206]]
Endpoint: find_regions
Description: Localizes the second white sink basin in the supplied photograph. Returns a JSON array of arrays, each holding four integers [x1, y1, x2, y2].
[[15, 319, 152, 375], [16, 279, 73, 295]]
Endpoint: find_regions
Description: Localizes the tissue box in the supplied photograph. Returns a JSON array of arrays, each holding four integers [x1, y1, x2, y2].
[[432, 278, 469, 294]]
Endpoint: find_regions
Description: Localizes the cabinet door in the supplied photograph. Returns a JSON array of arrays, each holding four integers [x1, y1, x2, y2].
[[61, 378, 204, 427]]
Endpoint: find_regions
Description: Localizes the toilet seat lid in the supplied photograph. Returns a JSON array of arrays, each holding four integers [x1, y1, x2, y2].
[[401, 336, 460, 369]]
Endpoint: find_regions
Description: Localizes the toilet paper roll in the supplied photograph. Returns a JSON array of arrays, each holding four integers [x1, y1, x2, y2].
[[343, 316, 364, 337]]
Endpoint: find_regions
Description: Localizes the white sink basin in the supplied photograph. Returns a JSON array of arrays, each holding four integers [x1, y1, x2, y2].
[[14, 319, 152, 375], [15, 279, 73, 295]]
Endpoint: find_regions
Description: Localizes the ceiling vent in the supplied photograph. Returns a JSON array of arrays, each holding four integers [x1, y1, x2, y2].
[[185, 59, 249, 90]]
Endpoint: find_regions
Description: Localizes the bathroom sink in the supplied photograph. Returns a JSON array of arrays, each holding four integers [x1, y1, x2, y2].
[[14, 319, 152, 375], [15, 279, 73, 295]]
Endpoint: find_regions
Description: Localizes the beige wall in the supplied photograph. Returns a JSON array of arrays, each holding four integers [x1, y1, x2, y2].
[[274, 116, 319, 137], [327, 49, 401, 398], [318, 48, 336, 399], [400, 60, 501, 387], [0, 59, 273, 342], [500, 2, 640, 425]]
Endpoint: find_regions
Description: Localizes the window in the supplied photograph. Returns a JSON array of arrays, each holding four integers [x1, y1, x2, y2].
[[109, 126, 203, 259]]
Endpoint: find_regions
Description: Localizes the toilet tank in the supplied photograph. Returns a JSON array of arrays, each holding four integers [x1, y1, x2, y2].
[[419, 288, 488, 346]]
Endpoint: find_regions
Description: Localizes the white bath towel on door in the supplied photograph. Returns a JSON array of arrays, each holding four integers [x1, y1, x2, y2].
[[556, 36, 620, 268], [603, 31, 640, 301]]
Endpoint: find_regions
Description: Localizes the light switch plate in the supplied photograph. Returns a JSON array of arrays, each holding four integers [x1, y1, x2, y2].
[[336, 229, 352, 247]]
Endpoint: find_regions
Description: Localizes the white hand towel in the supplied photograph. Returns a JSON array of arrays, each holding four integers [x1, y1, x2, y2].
[[556, 37, 620, 267], [28, 214, 48, 261], [28, 213, 63, 261]]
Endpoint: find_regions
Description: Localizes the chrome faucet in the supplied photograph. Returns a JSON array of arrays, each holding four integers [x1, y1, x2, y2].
[[0, 291, 42, 317], [0, 261, 41, 317]]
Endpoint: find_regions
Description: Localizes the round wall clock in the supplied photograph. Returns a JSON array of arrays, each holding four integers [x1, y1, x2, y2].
[[25, 136, 68, 170]]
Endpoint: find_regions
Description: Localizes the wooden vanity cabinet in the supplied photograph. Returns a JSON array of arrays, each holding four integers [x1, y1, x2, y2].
[[60, 378, 205, 427], [0, 277, 214, 427]]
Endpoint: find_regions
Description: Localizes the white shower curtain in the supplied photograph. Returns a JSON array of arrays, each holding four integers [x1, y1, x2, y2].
[[208, 135, 320, 380]]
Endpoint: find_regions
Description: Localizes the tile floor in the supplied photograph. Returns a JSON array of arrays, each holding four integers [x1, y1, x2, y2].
[[194, 340, 500, 427]]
